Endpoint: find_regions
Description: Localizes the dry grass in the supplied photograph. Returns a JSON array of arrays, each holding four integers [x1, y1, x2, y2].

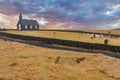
[[0, 40, 120, 80], [2, 30, 120, 46]]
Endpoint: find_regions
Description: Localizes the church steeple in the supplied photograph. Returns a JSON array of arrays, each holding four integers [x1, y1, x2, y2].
[[19, 13, 22, 20]]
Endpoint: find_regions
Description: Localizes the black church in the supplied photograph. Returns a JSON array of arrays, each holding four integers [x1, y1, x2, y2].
[[17, 14, 39, 31]]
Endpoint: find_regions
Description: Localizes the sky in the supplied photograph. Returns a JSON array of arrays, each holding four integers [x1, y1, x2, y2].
[[0, 0, 120, 29]]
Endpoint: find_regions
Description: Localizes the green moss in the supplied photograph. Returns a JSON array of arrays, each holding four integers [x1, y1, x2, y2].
[[55, 56, 61, 64], [9, 62, 18, 67], [0, 77, 5, 80], [76, 57, 85, 64]]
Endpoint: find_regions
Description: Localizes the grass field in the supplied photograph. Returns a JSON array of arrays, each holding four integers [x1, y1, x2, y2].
[[0, 40, 120, 80], [2, 30, 120, 46]]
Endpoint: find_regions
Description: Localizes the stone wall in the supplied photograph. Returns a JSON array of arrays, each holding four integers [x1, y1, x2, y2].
[[0, 32, 119, 53]]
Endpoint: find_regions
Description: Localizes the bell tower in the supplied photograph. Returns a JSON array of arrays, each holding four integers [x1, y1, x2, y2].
[[19, 13, 22, 21]]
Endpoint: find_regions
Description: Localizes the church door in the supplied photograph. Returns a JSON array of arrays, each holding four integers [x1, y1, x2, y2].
[[18, 24, 22, 31]]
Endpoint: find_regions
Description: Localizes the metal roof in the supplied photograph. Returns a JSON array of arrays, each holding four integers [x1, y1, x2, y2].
[[18, 19, 39, 25]]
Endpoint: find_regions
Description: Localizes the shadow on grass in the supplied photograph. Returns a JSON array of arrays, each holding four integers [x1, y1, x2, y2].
[[0, 36, 120, 59]]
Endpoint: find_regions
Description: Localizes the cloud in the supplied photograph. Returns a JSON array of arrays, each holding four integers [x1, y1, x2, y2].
[[0, 0, 120, 29], [38, 17, 48, 25]]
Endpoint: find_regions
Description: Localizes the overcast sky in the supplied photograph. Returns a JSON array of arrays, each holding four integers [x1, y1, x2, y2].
[[0, 0, 120, 29]]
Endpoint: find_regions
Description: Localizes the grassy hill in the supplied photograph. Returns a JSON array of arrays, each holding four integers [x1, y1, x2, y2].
[[0, 40, 120, 80], [2, 30, 120, 46]]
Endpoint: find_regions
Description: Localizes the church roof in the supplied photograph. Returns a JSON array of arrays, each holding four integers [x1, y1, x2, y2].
[[19, 19, 39, 25]]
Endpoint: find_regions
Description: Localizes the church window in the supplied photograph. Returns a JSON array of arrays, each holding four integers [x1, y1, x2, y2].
[[25, 25, 27, 29], [35, 26, 38, 29], [30, 25, 33, 29]]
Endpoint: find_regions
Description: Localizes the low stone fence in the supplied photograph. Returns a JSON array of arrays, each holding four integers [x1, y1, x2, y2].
[[0, 32, 119, 53]]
